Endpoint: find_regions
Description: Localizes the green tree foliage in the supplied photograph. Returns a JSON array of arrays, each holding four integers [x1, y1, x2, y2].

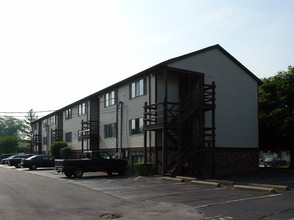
[[0, 116, 23, 154], [20, 109, 38, 152], [60, 147, 72, 159], [259, 66, 294, 167], [49, 141, 68, 159], [0, 116, 23, 138], [0, 136, 19, 154]]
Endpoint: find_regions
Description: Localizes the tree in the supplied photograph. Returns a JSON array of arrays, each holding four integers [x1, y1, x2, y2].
[[0, 136, 19, 154], [20, 109, 38, 153], [0, 116, 23, 138], [0, 116, 22, 154], [259, 66, 294, 168]]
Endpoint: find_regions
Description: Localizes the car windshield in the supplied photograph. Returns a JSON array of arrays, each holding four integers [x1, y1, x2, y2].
[[13, 155, 25, 158], [27, 155, 37, 160], [264, 158, 274, 162]]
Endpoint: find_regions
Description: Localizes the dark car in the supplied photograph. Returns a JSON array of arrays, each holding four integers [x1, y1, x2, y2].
[[262, 157, 287, 167], [1, 155, 17, 164], [8, 154, 35, 168], [21, 155, 55, 170], [0, 154, 15, 163]]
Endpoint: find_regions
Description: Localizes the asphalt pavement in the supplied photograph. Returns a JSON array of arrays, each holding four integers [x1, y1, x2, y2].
[[1, 165, 294, 220]]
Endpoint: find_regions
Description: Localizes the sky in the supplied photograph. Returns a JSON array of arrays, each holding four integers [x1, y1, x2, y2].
[[0, 0, 293, 119]]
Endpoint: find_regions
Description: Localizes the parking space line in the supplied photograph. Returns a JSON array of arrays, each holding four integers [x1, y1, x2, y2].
[[115, 186, 226, 200], [195, 194, 283, 209], [134, 176, 142, 181]]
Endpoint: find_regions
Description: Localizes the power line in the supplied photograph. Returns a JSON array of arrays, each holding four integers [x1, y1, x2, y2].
[[0, 110, 55, 114]]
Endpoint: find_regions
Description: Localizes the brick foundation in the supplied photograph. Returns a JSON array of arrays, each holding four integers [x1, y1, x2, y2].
[[201, 147, 259, 176]]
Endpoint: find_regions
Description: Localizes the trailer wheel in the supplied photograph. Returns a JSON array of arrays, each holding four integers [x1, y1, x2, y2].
[[73, 167, 83, 178]]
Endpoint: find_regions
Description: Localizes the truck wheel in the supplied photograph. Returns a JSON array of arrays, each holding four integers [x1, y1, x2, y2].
[[73, 167, 83, 178], [30, 164, 37, 170], [118, 167, 127, 176], [64, 171, 73, 178]]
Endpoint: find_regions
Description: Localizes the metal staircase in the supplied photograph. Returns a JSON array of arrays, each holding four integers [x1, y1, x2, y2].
[[144, 81, 216, 176]]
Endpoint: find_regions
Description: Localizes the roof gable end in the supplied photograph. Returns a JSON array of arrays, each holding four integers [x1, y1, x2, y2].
[[165, 44, 262, 85]]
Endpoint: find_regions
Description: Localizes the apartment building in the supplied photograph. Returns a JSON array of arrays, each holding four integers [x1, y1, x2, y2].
[[32, 44, 262, 176]]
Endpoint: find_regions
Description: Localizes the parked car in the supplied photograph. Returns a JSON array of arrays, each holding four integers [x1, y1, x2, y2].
[[262, 157, 287, 167], [8, 154, 35, 168], [21, 155, 55, 170], [1, 155, 17, 164], [0, 154, 15, 163]]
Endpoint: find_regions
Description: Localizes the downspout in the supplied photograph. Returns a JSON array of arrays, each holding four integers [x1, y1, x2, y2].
[[87, 102, 89, 151], [116, 101, 123, 158], [148, 75, 152, 162], [120, 101, 123, 158], [116, 102, 119, 155]]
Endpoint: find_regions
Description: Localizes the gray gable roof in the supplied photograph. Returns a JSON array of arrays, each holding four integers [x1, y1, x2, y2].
[[35, 44, 261, 121]]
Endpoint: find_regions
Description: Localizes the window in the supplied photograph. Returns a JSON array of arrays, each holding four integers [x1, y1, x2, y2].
[[50, 116, 56, 125], [130, 78, 146, 99], [65, 109, 72, 120], [65, 132, 72, 142], [105, 91, 116, 107], [42, 156, 51, 160], [99, 152, 110, 159], [130, 118, 144, 135], [78, 130, 82, 141], [43, 137, 48, 145], [133, 155, 144, 163], [43, 119, 48, 128], [104, 123, 116, 138], [78, 103, 86, 116]]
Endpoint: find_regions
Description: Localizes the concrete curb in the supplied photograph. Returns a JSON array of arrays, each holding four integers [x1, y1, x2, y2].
[[233, 184, 274, 192], [249, 183, 289, 191], [205, 179, 236, 186], [161, 177, 183, 182], [176, 176, 198, 181], [191, 180, 221, 187], [160, 176, 287, 192]]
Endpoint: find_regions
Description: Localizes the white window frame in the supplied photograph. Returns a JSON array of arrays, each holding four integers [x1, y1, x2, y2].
[[105, 91, 116, 107], [130, 78, 146, 99], [129, 118, 144, 135], [78, 103, 86, 116], [65, 109, 72, 120]]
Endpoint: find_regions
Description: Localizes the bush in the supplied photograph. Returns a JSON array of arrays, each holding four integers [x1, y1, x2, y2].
[[49, 141, 68, 159], [60, 147, 72, 159], [0, 136, 19, 154], [134, 162, 153, 175]]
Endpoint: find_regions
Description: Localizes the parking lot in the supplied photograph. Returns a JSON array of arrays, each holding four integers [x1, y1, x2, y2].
[[1, 165, 294, 219]]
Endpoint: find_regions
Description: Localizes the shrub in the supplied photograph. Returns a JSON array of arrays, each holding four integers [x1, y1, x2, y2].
[[60, 147, 72, 159], [0, 136, 19, 154], [134, 162, 153, 175], [49, 141, 68, 159]]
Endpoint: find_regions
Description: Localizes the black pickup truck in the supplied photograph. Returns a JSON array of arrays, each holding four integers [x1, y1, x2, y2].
[[55, 151, 128, 178]]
